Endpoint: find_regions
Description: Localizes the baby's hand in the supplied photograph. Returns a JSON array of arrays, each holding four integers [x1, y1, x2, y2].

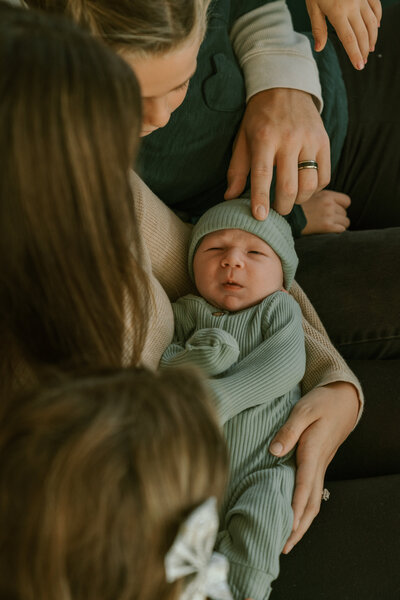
[[187, 328, 240, 375], [306, 0, 382, 70]]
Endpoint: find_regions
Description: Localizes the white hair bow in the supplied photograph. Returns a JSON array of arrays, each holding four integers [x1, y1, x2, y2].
[[165, 497, 233, 600]]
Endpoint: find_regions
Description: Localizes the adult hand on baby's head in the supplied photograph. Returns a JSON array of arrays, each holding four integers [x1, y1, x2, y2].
[[224, 89, 330, 221], [306, 0, 382, 70], [269, 381, 359, 553]]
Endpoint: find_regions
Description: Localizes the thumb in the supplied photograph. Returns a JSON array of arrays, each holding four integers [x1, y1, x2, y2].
[[308, 6, 328, 52], [269, 405, 311, 456]]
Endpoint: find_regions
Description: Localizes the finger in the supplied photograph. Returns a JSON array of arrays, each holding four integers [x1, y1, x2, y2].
[[269, 403, 316, 457], [308, 6, 328, 52], [369, 0, 382, 26], [249, 142, 276, 220], [333, 17, 366, 70], [225, 131, 250, 200], [361, 5, 379, 51], [333, 211, 351, 230], [326, 220, 350, 233], [283, 475, 324, 553], [332, 191, 351, 208], [315, 143, 331, 192], [333, 203, 348, 218], [274, 152, 299, 216], [296, 167, 319, 205], [334, 207, 351, 226], [348, 14, 370, 62], [289, 437, 321, 530]]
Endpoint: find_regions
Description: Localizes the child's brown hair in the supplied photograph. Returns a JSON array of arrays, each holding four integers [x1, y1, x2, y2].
[[0, 366, 227, 600], [0, 3, 150, 398]]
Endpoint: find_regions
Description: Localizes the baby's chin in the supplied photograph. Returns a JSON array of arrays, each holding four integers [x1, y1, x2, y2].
[[210, 295, 253, 313]]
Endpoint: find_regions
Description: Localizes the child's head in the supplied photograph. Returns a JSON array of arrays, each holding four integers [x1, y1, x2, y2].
[[188, 199, 298, 312], [0, 367, 228, 600]]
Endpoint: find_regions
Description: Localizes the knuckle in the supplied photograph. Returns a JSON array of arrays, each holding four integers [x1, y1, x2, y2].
[[254, 125, 272, 143], [252, 165, 273, 178]]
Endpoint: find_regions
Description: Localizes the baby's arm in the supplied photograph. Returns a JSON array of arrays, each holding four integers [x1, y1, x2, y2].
[[306, 0, 382, 69], [160, 327, 240, 376]]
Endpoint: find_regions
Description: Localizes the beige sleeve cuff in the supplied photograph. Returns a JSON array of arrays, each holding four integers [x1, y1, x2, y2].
[[230, 0, 323, 111]]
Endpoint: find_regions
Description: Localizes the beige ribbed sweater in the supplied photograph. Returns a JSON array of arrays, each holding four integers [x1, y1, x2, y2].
[[131, 172, 363, 421]]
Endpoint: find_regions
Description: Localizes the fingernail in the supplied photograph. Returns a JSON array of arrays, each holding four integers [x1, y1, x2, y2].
[[371, 45, 375, 52], [255, 205, 267, 220], [270, 442, 283, 456], [357, 61, 364, 70]]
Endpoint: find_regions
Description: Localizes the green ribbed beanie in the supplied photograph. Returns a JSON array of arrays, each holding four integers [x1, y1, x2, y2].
[[188, 199, 298, 290]]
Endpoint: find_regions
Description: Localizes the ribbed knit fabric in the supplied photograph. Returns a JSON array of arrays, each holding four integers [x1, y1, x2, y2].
[[161, 291, 305, 599], [218, 391, 298, 600], [161, 292, 305, 421], [188, 199, 298, 290], [132, 172, 363, 420]]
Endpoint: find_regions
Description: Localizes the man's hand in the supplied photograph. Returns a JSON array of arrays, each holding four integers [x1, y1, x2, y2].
[[306, 0, 382, 69], [269, 381, 360, 553], [224, 88, 330, 220]]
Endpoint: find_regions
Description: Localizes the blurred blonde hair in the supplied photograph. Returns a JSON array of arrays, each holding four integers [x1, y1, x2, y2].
[[0, 366, 228, 600], [25, 0, 212, 55], [0, 4, 150, 396]]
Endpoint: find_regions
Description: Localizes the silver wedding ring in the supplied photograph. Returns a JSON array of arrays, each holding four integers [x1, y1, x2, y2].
[[298, 160, 318, 170], [321, 488, 330, 501]]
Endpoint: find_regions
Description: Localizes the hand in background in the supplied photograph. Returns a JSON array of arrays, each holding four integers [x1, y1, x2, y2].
[[224, 88, 330, 220], [301, 189, 351, 234], [269, 381, 359, 552], [306, 0, 382, 69]]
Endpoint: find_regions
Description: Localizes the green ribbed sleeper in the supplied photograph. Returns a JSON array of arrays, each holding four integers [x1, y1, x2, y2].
[[160, 290, 306, 599]]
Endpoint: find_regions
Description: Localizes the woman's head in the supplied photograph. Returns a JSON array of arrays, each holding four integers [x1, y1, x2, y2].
[[25, 0, 211, 133], [0, 3, 149, 391], [0, 366, 228, 600]]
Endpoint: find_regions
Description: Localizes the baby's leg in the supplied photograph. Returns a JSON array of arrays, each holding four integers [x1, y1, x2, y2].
[[217, 393, 299, 600], [217, 461, 295, 600]]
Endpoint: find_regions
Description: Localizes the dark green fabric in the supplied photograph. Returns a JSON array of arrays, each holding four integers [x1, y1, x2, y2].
[[137, 0, 348, 236]]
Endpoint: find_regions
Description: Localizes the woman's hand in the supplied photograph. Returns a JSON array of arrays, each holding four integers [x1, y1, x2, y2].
[[269, 381, 360, 553], [306, 0, 382, 70], [224, 88, 330, 220], [301, 189, 351, 234]]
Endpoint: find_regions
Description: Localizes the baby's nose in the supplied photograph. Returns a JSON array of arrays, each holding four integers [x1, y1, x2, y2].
[[221, 250, 245, 268]]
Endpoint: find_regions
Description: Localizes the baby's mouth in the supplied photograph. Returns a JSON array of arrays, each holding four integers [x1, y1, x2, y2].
[[223, 281, 243, 290]]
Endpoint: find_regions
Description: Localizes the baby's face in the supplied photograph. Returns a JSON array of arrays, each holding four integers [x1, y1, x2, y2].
[[193, 229, 284, 312]]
